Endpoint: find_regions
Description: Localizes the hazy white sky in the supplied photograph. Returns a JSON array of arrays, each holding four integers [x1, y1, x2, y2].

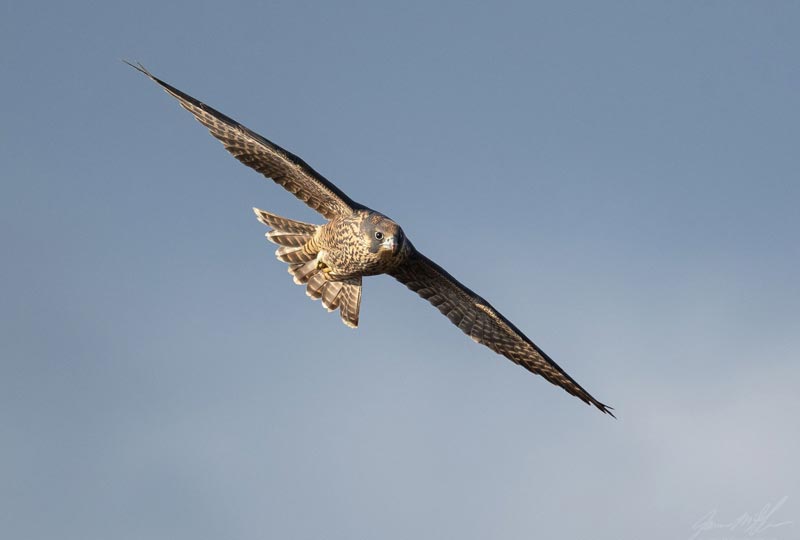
[[1, 2, 798, 539]]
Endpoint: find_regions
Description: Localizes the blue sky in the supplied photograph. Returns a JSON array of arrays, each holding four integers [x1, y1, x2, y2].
[[1, 2, 798, 539]]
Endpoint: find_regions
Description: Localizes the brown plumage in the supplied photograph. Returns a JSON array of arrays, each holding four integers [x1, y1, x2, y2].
[[128, 62, 614, 417]]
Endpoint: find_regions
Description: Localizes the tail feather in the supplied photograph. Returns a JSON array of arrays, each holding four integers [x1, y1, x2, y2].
[[252, 207, 319, 266], [267, 231, 311, 247], [290, 258, 319, 285], [253, 207, 363, 328], [276, 245, 315, 264], [339, 277, 362, 328], [321, 281, 344, 311], [306, 272, 326, 299], [253, 208, 317, 234]]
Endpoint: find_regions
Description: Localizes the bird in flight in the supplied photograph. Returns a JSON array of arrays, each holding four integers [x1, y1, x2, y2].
[[127, 62, 614, 416]]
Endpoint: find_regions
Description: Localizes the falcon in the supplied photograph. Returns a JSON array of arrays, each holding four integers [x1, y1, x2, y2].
[[127, 62, 614, 416]]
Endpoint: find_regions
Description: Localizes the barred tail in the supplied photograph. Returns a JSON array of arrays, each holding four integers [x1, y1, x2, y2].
[[254, 206, 318, 272], [252, 208, 362, 328]]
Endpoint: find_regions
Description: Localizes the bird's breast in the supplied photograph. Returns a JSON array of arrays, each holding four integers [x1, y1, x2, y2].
[[317, 213, 411, 278]]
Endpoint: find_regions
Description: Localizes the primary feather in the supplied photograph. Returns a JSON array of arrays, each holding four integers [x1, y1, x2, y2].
[[129, 62, 614, 416]]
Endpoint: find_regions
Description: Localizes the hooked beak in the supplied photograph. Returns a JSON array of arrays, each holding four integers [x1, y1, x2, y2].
[[381, 236, 399, 255]]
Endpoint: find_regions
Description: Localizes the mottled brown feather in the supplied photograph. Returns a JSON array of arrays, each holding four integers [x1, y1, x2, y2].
[[306, 272, 327, 300], [129, 63, 612, 416], [338, 277, 362, 328], [127, 63, 363, 220], [276, 245, 315, 264], [321, 281, 344, 312], [254, 208, 318, 234], [267, 231, 311, 247], [289, 259, 319, 285], [390, 251, 614, 416]]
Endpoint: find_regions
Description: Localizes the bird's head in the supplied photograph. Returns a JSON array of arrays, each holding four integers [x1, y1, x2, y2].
[[363, 213, 405, 257]]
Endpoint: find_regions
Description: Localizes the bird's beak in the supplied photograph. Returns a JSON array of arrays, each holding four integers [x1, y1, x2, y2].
[[382, 236, 399, 255]]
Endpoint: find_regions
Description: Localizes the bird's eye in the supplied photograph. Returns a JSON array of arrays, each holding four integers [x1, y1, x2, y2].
[[374, 231, 384, 240]]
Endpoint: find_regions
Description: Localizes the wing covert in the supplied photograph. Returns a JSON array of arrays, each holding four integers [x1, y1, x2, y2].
[[127, 62, 362, 219], [390, 251, 614, 416]]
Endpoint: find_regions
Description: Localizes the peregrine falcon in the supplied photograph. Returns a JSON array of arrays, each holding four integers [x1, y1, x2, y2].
[[127, 63, 614, 416]]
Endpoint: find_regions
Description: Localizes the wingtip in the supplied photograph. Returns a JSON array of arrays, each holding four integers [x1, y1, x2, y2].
[[122, 59, 153, 78], [596, 402, 616, 419]]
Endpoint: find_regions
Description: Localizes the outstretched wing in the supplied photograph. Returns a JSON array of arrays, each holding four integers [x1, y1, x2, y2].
[[390, 250, 614, 416], [127, 62, 362, 220]]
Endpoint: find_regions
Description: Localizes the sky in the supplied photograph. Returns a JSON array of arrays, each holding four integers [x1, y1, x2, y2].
[[1, 2, 799, 539]]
